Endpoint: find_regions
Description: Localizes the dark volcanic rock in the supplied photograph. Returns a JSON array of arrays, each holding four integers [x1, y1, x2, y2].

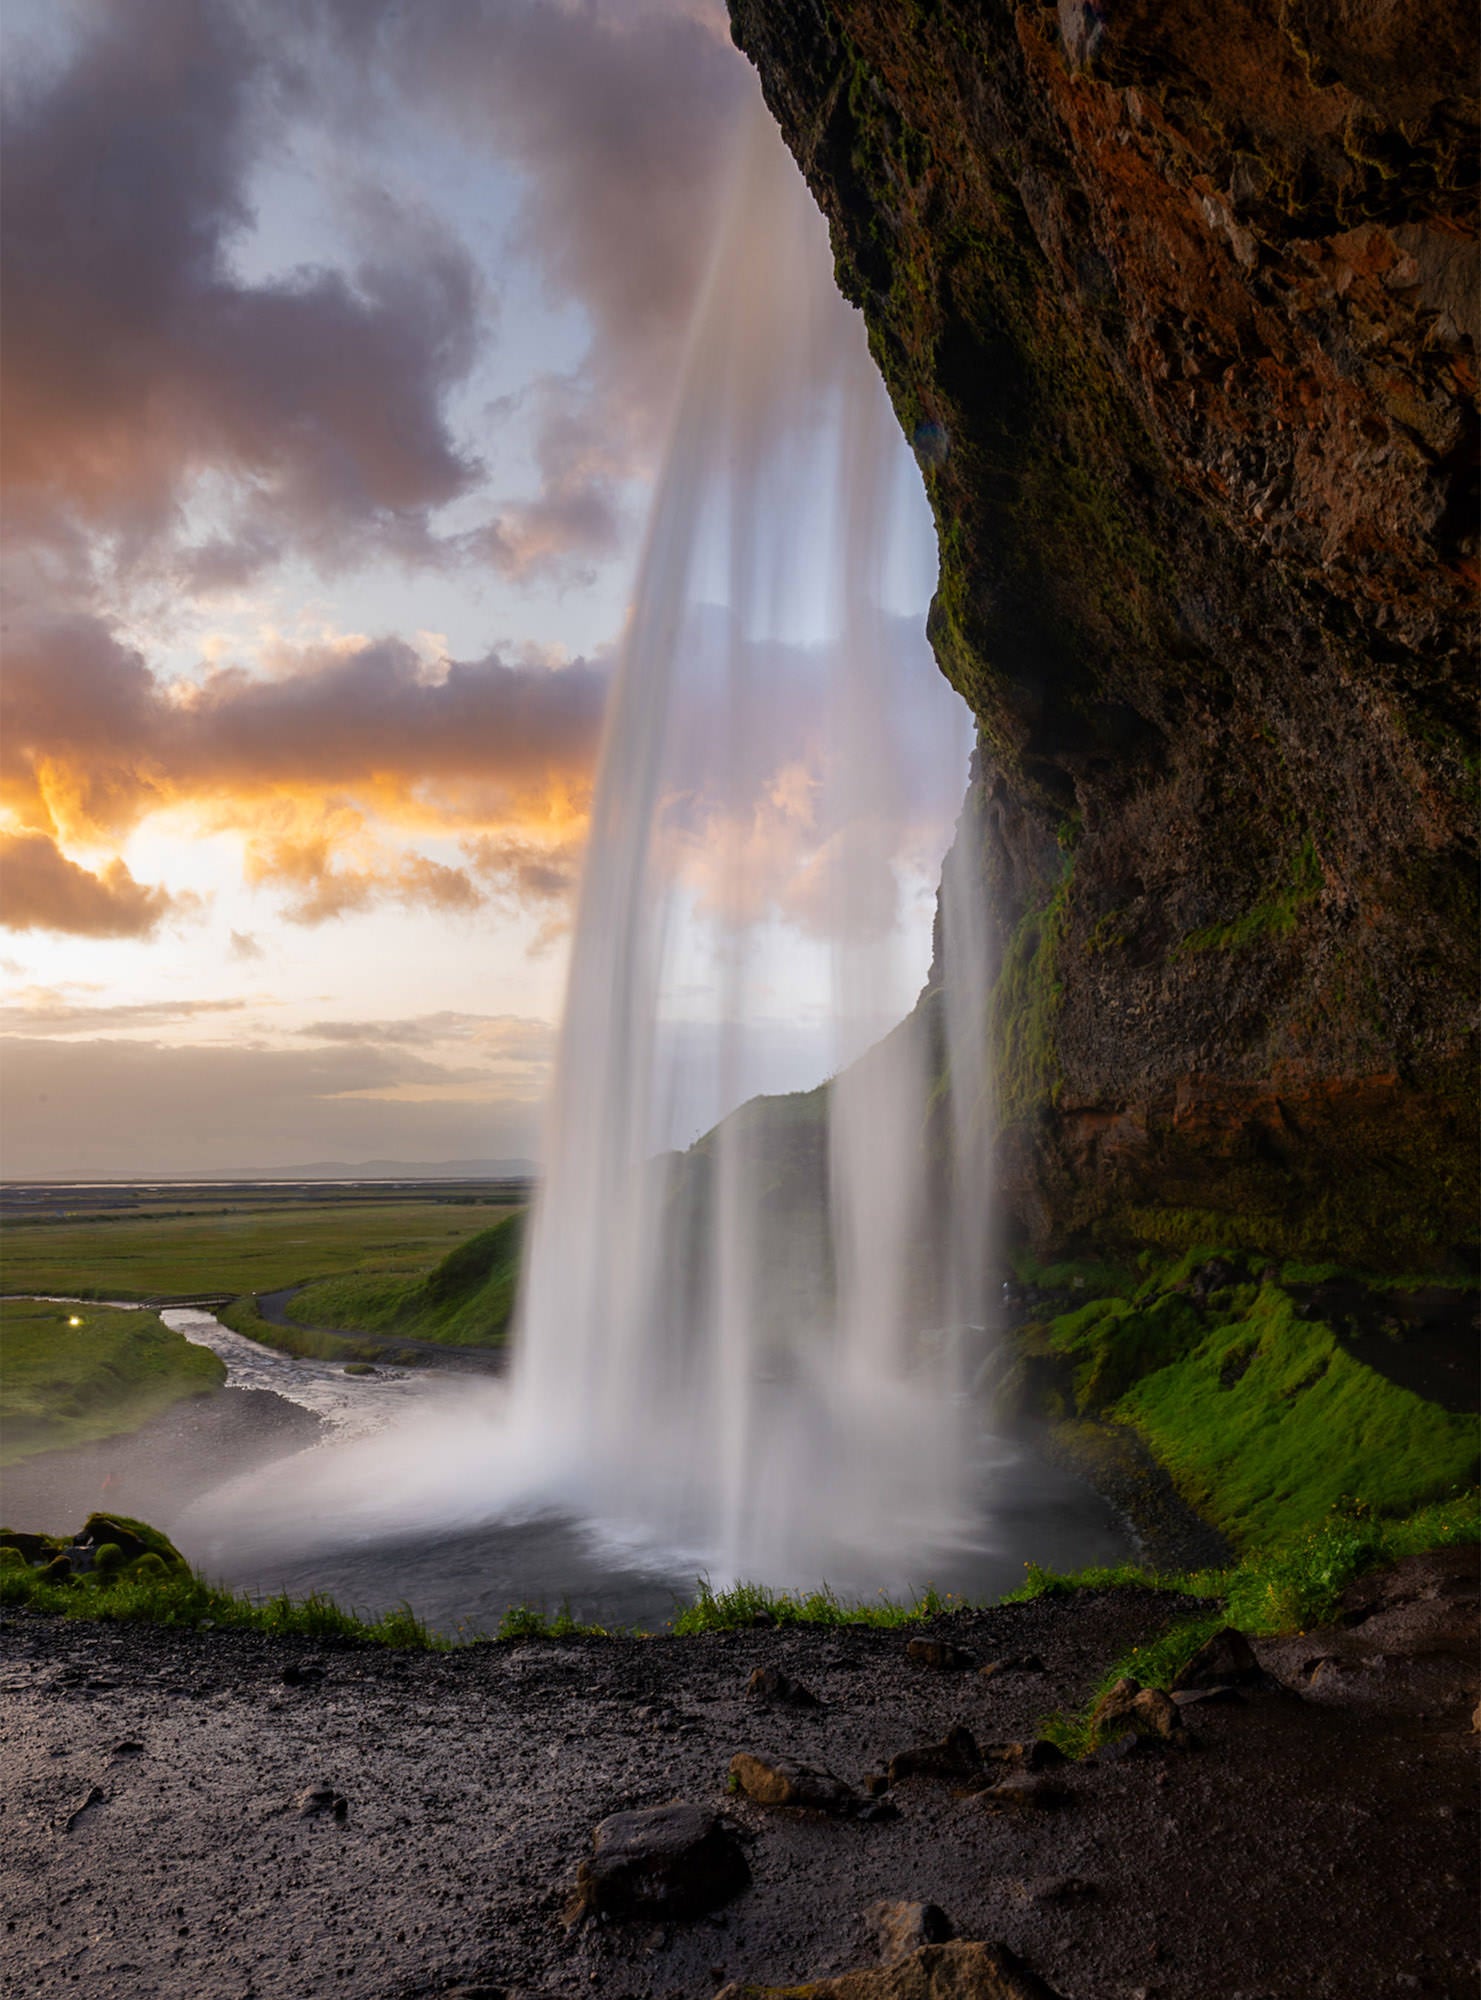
[[1089, 1677, 1189, 1745], [979, 1654, 1046, 1681], [294, 1784, 348, 1822], [59, 1785, 105, 1833], [729, 0, 1479, 1266], [905, 1638, 975, 1672], [1171, 1626, 1262, 1691], [975, 1771, 1073, 1812], [887, 1723, 984, 1786], [746, 1663, 821, 1706], [567, 1803, 749, 1921]]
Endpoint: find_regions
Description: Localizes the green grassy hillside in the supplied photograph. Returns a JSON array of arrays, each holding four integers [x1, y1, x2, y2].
[[285, 1210, 525, 1348]]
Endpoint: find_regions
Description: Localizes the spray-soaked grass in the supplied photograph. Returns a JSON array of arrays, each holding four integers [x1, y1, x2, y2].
[[5, 1491, 1474, 1665], [0, 1298, 225, 1466], [1013, 1490, 1480, 1756], [0, 1552, 442, 1648], [669, 1578, 969, 1634]]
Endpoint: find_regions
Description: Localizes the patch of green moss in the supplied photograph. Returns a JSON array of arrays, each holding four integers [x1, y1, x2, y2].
[[1174, 836, 1323, 955], [1048, 1290, 1205, 1412], [1040, 1275, 1479, 1547], [992, 860, 1072, 1124], [1019, 1490, 1480, 1755]]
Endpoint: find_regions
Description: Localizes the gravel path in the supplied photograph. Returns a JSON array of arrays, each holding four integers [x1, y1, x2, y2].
[[2, 1552, 1475, 1999]]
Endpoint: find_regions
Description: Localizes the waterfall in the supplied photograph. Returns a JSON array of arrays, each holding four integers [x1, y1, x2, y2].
[[509, 100, 989, 1588]]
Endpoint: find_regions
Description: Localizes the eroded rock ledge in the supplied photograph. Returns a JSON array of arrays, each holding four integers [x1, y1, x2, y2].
[[729, 0, 1478, 1267]]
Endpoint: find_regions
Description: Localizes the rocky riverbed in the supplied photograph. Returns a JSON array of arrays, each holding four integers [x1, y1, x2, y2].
[[2, 1551, 1476, 1999]]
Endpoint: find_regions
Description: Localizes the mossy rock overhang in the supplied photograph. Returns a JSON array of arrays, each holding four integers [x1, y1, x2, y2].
[[730, 0, 1479, 1269]]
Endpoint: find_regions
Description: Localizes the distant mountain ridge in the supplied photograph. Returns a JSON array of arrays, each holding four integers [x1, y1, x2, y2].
[[2, 1159, 538, 1187], [282, 1159, 537, 1181]]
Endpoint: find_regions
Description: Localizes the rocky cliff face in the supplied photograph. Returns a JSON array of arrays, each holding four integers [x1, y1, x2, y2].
[[731, 0, 1478, 1269]]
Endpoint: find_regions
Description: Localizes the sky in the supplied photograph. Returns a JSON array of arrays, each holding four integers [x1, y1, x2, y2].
[[0, 0, 966, 1178]]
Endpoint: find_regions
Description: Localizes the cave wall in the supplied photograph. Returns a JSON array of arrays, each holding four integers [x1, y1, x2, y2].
[[730, 0, 1478, 1270]]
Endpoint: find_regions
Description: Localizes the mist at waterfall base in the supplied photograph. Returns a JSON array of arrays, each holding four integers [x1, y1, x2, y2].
[[183, 107, 1134, 1630]]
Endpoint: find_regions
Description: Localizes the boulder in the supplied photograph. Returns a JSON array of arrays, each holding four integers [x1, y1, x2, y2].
[[715, 1939, 1066, 1998], [77, 1514, 183, 1568], [1171, 1685, 1244, 1710], [1015, 1739, 1067, 1771], [866, 1900, 955, 1963], [975, 1771, 1071, 1812], [746, 1664, 821, 1707], [978, 1655, 1046, 1681], [1170, 1627, 1262, 1691], [905, 1638, 975, 1672], [1087, 1676, 1143, 1738], [1018, 1877, 1097, 1906], [1089, 1677, 1189, 1745], [0, 1530, 57, 1566], [729, 1753, 857, 1814], [1129, 1688, 1183, 1739], [887, 1725, 983, 1787], [566, 1803, 748, 1921]]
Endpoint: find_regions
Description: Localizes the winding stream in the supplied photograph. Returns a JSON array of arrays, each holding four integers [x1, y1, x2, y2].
[[158, 1305, 442, 1443]]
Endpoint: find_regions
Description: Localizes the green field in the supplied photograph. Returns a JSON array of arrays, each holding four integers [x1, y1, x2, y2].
[[0, 1199, 519, 1302], [0, 1298, 226, 1467]]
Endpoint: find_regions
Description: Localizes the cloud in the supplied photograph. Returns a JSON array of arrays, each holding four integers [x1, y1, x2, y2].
[[0, 1033, 541, 1176], [0, 614, 607, 933], [1, 0, 482, 573], [462, 830, 584, 904], [0, 831, 199, 940], [298, 1012, 555, 1062], [228, 929, 265, 961], [0, 988, 249, 1035], [355, 0, 748, 574]]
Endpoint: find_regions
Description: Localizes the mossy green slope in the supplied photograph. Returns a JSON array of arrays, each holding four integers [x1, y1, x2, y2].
[[0, 1298, 225, 1467], [286, 1210, 525, 1348], [1028, 1271, 1478, 1548]]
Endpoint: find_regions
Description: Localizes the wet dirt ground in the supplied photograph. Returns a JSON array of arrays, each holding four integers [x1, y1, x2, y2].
[[2, 1551, 1476, 2000]]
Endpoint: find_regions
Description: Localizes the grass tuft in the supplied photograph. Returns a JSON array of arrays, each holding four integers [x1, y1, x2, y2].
[[670, 1576, 960, 1635], [1026, 1489, 1480, 1756]]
